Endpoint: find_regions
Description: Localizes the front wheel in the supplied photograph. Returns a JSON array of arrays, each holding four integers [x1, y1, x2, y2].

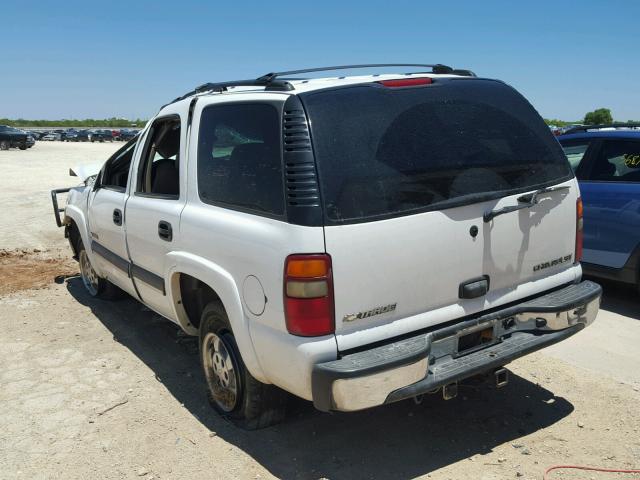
[[199, 303, 287, 429], [77, 240, 124, 300], [19, 144, 27, 150]]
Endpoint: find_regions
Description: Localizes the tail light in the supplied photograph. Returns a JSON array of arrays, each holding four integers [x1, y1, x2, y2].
[[378, 77, 432, 87], [575, 198, 584, 262], [284, 254, 334, 336]]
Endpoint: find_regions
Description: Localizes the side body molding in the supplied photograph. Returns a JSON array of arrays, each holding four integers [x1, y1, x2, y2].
[[165, 251, 268, 383]]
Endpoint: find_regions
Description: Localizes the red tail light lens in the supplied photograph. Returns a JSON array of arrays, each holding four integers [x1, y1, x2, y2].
[[576, 198, 584, 263], [379, 77, 432, 88], [284, 254, 334, 336]]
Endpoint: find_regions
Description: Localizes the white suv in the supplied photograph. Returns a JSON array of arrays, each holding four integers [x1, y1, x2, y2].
[[52, 64, 602, 429]]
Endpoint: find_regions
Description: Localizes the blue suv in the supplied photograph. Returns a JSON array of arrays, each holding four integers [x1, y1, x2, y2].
[[559, 125, 640, 292]]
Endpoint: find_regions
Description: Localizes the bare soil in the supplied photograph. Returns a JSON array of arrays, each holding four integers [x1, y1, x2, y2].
[[0, 249, 78, 296]]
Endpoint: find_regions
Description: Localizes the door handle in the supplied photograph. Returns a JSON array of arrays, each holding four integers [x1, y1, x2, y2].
[[113, 208, 122, 226], [158, 220, 173, 241]]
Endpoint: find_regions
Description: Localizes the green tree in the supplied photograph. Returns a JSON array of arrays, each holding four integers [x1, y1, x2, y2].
[[583, 108, 613, 125]]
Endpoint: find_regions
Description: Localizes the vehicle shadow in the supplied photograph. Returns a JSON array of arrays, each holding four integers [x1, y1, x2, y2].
[[66, 277, 574, 480], [585, 276, 640, 321]]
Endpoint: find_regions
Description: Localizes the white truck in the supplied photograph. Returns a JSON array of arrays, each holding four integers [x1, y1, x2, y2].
[[52, 64, 602, 429]]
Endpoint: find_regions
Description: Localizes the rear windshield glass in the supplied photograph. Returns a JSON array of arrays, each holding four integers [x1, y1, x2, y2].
[[301, 79, 572, 224]]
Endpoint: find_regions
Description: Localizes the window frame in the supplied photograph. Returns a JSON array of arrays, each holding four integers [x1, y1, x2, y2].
[[581, 138, 640, 183], [134, 114, 182, 200], [195, 100, 287, 221], [95, 137, 139, 193]]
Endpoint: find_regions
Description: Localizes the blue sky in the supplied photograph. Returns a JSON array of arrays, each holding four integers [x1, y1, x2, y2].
[[1, 0, 638, 121]]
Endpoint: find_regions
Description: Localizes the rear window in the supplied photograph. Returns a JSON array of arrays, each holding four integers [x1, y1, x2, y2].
[[301, 79, 572, 224]]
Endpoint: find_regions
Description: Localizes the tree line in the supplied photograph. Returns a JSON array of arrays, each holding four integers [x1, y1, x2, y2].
[[545, 108, 638, 127]]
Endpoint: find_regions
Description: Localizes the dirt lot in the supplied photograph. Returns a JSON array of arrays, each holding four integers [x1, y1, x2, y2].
[[1, 143, 639, 480]]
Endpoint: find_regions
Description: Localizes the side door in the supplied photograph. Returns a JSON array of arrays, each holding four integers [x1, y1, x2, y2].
[[578, 139, 640, 269], [87, 139, 139, 297], [125, 113, 187, 320]]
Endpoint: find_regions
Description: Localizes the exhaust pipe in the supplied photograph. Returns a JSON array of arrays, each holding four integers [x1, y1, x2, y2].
[[494, 368, 509, 388], [443, 382, 458, 400]]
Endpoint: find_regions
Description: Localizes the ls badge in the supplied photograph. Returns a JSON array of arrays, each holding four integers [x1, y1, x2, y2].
[[343, 303, 397, 323]]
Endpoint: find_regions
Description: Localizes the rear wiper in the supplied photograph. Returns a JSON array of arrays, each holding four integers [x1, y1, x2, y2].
[[483, 185, 570, 223]]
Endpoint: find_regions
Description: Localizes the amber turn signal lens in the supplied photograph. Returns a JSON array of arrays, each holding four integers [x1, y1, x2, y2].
[[286, 258, 328, 278]]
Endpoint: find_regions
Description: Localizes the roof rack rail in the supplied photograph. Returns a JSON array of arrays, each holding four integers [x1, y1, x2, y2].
[[256, 63, 468, 82], [165, 63, 475, 107], [563, 123, 640, 135], [168, 78, 294, 105]]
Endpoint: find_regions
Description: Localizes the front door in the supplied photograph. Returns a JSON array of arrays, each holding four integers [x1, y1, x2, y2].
[[579, 139, 640, 268], [87, 140, 138, 297]]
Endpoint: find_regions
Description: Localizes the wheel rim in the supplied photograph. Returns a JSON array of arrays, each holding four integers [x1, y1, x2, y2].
[[0, 141, 8, 150], [202, 332, 239, 412], [79, 250, 99, 296]]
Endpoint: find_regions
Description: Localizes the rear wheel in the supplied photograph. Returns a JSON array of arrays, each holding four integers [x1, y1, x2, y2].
[[199, 302, 287, 429], [77, 240, 124, 300], [0, 140, 9, 150]]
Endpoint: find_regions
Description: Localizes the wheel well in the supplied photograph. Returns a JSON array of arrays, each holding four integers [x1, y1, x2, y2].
[[66, 219, 81, 259], [177, 273, 224, 331]]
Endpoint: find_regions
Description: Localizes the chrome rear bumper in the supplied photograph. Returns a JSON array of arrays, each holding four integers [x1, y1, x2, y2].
[[312, 280, 602, 412]]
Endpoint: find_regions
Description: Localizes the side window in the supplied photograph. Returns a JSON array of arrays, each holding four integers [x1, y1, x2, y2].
[[560, 141, 590, 172], [101, 139, 137, 190], [197, 103, 284, 216], [137, 117, 181, 197], [588, 140, 640, 182]]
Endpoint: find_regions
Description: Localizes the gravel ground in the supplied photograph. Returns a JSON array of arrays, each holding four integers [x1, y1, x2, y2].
[[0, 143, 639, 480]]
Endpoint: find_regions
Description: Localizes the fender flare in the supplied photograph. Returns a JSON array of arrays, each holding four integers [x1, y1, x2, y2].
[[63, 201, 101, 265], [165, 251, 268, 383]]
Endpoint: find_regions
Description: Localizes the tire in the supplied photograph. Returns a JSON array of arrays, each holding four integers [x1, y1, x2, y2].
[[19, 144, 27, 150], [199, 302, 287, 429], [76, 240, 125, 300], [0, 140, 9, 150]]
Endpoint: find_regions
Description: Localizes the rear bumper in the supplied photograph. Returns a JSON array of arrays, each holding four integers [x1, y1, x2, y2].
[[311, 280, 601, 412]]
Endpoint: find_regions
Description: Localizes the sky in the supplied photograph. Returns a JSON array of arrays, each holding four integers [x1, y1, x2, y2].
[[1, 0, 638, 121]]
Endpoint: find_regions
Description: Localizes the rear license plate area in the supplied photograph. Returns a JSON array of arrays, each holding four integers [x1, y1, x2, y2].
[[456, 324, 496, 356]]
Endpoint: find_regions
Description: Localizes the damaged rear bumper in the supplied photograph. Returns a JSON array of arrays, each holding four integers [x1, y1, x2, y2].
[[312, 280, 601, 412]]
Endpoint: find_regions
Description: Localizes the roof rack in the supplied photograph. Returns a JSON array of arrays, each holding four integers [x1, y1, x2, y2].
[[256, 63, 467, 82], [563, 123, 640, 135], [167, 63, 474, 106]]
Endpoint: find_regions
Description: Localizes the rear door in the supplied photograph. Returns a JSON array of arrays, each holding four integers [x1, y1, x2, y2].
[[301, 78, 580, 350], [577, 139, 640, 268], [125, 114, 186, 320]]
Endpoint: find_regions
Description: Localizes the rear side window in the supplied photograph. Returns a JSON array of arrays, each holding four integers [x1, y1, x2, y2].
[[587, 140, 640, 182], [197, 103, 284, 216], [560, 140, 591, 171], [301, 79, 573, 223]]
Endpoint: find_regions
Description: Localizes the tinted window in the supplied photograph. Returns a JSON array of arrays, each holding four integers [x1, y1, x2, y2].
[[588, 140, 640, 182], [101, 138, 137, 189], [197, 103, 284, 216], [301, 79, 572, 223], [137, 118, 181, 196], [560, 141, 591, 171]]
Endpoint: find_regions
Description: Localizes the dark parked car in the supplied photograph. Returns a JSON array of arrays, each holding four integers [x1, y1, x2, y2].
[[88, 129, 113, 142], [118, 129, 139, 141], [0, 125, 34, 150], [63, 129, 80, 141], [559, 124, 640, 292]]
